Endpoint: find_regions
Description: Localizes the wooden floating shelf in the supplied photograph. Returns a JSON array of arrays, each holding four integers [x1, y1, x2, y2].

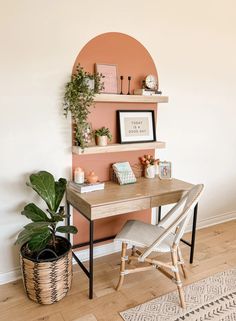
[[94, 94, 169, 103], [72, 141, 166, 155]]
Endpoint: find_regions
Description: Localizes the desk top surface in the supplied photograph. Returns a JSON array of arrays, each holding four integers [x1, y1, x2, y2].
[[66, 177, 194, 220]]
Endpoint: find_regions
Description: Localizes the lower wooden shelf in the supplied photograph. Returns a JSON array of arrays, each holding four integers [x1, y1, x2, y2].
[[72, 141, 166, 155]]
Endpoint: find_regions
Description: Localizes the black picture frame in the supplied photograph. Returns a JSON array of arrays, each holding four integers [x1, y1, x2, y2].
[[117, 110, 156, 144]]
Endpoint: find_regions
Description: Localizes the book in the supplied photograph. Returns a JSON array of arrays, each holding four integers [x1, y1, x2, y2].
[[134, 89, 157, 96], [134, 89, 162, 96], [69, 181, 105, 193], [112, 162, 136, 185]]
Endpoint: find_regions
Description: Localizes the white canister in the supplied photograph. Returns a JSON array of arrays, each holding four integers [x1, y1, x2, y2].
[[74, 167, 85, 184]]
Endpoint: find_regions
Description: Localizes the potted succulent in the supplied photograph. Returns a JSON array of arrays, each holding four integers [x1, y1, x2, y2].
[[63, 64, 104, 150], [140, 154, 159, 178], [94, 126, 112, 147], [16, 171, 78, 304]]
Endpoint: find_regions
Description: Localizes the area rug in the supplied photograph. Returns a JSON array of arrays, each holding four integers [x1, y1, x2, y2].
[[120, 268, 236, 321]]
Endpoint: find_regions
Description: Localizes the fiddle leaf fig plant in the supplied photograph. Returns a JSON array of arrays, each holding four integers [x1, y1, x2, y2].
[[16, 171, 77, 254], [63, 64, 104, 149]]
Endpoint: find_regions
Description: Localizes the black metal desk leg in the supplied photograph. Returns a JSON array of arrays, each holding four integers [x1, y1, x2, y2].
[[66, 201, 71, 242], [158, 206, 162, 223], [190, 203, 198, 264], [89, 220, 94, 299]]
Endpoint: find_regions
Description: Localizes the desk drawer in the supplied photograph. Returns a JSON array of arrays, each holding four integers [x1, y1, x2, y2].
[[91, 198, 150, 220], [151, 191, 185, 207]]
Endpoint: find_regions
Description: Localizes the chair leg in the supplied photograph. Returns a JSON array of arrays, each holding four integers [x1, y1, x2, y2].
[[171, 247, 186, 309], [177, 246, 187, 279], [116, 242, 127, 291]]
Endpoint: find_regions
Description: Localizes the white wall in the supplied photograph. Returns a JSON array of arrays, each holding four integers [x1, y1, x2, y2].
[[0, 0, 236, 282]]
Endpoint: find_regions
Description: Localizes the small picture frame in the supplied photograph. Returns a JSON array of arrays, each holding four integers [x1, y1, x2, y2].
[[159, 161, 172, 180], [117, 110, 156, 143], [95, 63, 118, 94]]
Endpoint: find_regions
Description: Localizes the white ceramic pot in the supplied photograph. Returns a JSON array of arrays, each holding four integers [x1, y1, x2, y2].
[[96, 136, 108, 147], [144, 165, 156, 178]]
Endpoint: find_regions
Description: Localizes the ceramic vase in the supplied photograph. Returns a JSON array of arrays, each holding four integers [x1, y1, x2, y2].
[[82, 123, 94, 146], [144, 165, 156, 179], [154, 164, 159, 176], [87, 171, 99, 183]]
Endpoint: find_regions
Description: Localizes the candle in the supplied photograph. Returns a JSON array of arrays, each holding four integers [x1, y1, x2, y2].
[[74, 167, 84, 184]]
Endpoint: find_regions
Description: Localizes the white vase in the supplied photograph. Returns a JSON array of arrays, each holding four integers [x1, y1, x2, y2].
[[82, 123, 93, 145], [154, 164, 159, 176], [145, 165, 156, 179], [96, 136, 108, 147]]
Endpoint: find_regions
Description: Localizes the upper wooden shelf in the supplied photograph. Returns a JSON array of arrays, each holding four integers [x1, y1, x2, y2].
[[94, 94, 168, 103], [72, 141, 166, 155]]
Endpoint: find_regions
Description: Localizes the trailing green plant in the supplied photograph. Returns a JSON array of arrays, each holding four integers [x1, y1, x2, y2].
[[16, 171, 78, 256], [63, 64, 104, 149], [94, 126, 112, 141]]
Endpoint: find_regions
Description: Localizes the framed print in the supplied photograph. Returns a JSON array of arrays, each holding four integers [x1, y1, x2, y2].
[[95, 63, 118, 94], [117, 110, 156, 143], [159, 161, 172, 180]]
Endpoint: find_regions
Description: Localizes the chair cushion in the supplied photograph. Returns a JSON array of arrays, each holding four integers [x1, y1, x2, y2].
[[114, 220, 175, 253]]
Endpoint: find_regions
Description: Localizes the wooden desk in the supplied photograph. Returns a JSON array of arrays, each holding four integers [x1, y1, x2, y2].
[[66, 177, 197, 299]]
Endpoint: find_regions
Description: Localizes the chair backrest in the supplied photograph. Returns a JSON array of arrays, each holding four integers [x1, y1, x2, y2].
[[139, 184, 204, 261]]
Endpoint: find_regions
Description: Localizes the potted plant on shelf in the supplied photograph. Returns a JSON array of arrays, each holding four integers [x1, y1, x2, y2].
[[16, 171, 78, 304], [63, 64, 104, 150], [140, 154, 159, 178], [94, 126, 112, 147]]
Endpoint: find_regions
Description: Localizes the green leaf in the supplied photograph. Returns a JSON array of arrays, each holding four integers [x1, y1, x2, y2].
[[15, 229, 34, 245], [21, 203, 50, 222], [27, 171, 55, 211], [56, 225, 78, 234], [27, 229, 51, 252], [24, 222, 50, 231], [54, 178, 67, 212]]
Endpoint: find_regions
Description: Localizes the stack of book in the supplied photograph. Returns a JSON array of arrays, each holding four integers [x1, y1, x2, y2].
[[134, 89, 162, 96], [69, 181, 105, 193]]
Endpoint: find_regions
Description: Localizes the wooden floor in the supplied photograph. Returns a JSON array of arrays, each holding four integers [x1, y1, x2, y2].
[[1, 220, 236, 321]]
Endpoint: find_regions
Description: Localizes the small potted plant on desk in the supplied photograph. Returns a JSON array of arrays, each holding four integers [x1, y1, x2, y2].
[[15, 171, 78, 304], [94, 126, 112, 147]]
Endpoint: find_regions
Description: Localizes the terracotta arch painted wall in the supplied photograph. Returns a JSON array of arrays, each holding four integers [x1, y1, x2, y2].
[[72, 32, 159, 244]]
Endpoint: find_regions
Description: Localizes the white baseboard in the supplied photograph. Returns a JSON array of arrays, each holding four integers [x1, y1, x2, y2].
[[72, 240, 127, 264], [186, 210, 236, 232], [0, 268, 21, 285], [1, 211, 235, 285]]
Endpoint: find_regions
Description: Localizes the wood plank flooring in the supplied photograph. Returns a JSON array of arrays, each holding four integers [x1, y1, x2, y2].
[[0, 220, 235, 321]]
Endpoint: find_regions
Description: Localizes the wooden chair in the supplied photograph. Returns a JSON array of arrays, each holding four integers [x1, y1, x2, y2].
[[114, 184, 204, 308]]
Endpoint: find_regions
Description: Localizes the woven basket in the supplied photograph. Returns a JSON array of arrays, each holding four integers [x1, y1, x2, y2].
[[110, 163, 143, 183], [20, 236, 72, 305]]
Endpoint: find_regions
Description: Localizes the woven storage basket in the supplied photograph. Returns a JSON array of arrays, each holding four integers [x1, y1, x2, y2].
[[110, 163, 143, 183], [20, 237, 72, 304]]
